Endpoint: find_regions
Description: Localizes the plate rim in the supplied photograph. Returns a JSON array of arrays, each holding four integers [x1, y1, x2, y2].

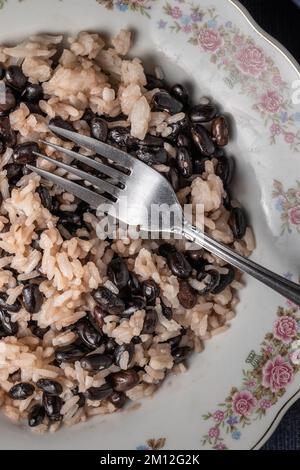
[[227, 0, 300, 449]]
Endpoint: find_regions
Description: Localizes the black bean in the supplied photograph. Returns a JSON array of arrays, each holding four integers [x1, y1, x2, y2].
[[0, 87, 16, 115], [93, 287, 125, 315], [0, 116, 16, 146], [36, 379, 63, 396], [42, 393, 62, 421], [0, 64, 5, 80], [193, 157, 210, 175], [145, 74, 165, 90], [167, 251, 192, 279], [28, 404, 45, 427], [177, 133, 191, 148], [0, 292, 21, 312], [9, 382, 35, 400], [197, 269, 220, 294], [90, 117, 108, 142], [55, 343, 88, 363], [76, 319, 104, 349], [89, 306, 106, 333], [28, 320, 50, 339], [168, 165, 180, 192], [80, 354, 113, 372], [107, 257, 129, 290], [212, 266, 235, 294], [165, 122, 181, 142], [127, 273, 141, 295], [49, 117, 75, 141], [5, 66, 27, 90], [75, 200, 91, 216], [211, 116, 229, 147], [14, 142, 39, 165], [176, 147, 193, 178], [142, 308, 157, 334], [22, 284, 43, 314], [223, 190, 232, 211], [85, 383, 113, 401], [114, 343, 134, 369], [177, 280, 198, 309], [37, 186, 53, 211], [57, 211, 82, 233], [82, 108, 95, 122], [109, 391, 126, 409], [5, 163, 22, 184], [8, 369, 22, 383], [136, 148, 167, 166], [152, 91, 183, 114], [168, 335, 182, 351], [132, 336, 142, 344], [172, 346, 192, 364], [22, 84, 43, 103], [108, 127, 130, 147], [109, 370, 139, 392], [158, 243, 176, 258], [77, 393, 86, 408], [213, 147, 225, 158], [24, 102, 45, 116], [0, 138, 6, 155], [229, 207, 247, 239], [0, 327, 7, 339], [122, 296, 146, 318], [137, 134, 164, 148], [0, 308, 18, 335], [171, 84, 189, 105], [215, 156, 235, 186], [186, 250, 205, 271], [105, 338, 117, 355], [191, 125, 215, 157], [142, 280, 160, 305], [189, 103, 217, 123], [161, 302, 173, 320]]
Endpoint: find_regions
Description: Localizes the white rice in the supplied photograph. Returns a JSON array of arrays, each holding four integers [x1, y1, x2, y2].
[[0, 28, 255, 433]]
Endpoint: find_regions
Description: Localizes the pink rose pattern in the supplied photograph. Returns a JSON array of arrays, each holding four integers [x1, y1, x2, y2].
[[198, 28, 223, 52], [289, 207, 300, 225], [260, 91, 282, 114], [262, 355, 294, 393], [236, 45, 266, 77], [202, 307, 300, 450], [274, 315, 298, 343], [272, 180, 300, 234], [160, 1, 300, 150], [232, 391, 257, 416]]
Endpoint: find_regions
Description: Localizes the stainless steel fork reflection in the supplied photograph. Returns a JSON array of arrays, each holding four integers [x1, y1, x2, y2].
[[27, 124, 300, 306]]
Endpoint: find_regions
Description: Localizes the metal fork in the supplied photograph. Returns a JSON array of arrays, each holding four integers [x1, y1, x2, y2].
[[27, 124, 300, 306]]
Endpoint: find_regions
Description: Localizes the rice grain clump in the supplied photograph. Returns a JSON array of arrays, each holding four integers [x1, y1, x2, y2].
[[0, 29, 254, 431]]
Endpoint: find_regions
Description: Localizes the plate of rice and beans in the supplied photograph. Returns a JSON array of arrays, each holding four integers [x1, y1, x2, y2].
[[0, 0, 299, 451]]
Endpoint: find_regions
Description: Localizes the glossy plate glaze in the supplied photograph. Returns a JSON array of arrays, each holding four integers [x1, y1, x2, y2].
[[0, 0, 299, 450]]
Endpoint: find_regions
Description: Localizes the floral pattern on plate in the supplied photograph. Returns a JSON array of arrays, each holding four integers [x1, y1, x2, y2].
[[273, 180, 300, 234], [96, 0, 154, 17], [202, 305, 300, 449], [159, 1, 300, 151]]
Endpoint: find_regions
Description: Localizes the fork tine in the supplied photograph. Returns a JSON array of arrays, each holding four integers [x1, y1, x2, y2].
[[33, 151, 120, 199], [27, 165, 112, 210], [48, 125, 134, 171], [39, 140, 128, 185]]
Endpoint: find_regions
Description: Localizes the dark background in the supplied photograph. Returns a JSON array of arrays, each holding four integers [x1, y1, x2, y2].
[[238, 0, 300, 450], [239, 0, 300, 62]]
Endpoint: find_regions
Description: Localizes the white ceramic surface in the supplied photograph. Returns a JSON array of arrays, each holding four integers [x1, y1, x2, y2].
[[0, 0, 299, 450]]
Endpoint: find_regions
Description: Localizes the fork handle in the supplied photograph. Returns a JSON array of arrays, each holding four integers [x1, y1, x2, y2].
[[176, 221, 300, 307]]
